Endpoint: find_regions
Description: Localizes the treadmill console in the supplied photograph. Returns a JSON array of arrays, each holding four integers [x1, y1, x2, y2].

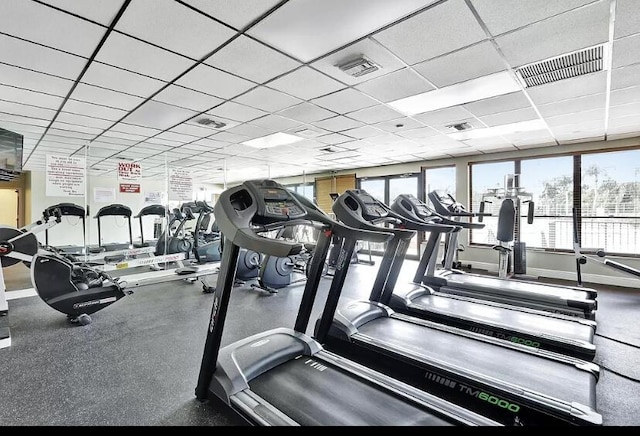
[[404, 194, 431, 219], [349, 189, 389, 220], [244, 180, 307, 223]]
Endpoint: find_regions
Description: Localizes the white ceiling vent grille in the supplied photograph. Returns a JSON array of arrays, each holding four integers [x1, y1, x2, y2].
[[196, 118, 227, 129], [336, 56, 380, 78], [515, 45, 605, 88]]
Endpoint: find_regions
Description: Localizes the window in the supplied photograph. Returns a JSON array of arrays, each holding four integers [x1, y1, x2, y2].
[[469, 161, 515, 245], [424, 166, 456, 208], [581, 149, 640, 255], [286, 183, 315, 203], [520, 156, 574, 250], [389, 175, 419, 255], [359, 179, 385, 203]]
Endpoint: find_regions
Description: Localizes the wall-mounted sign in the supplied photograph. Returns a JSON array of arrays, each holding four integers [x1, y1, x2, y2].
[[118, 161, 141, 194], [46, 154, 86, 197], [168, 167, 193, 201]]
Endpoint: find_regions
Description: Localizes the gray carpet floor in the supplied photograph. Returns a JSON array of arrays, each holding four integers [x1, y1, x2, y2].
[[0, 258, 638, 426]]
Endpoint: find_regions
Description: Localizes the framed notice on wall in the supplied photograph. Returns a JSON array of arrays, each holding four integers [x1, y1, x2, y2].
[[45, 154, 86, 197], [168, 167, 193, 201], [118, 161, 141, 194]]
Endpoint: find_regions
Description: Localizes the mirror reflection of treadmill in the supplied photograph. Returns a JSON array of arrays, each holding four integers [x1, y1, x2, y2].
[[194, 179, 500, 427], [427, 190, 598, 320], [92, 204, 134, 252], [43, 203, 86, 255]]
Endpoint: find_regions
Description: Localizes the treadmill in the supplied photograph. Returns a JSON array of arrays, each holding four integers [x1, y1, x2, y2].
[[133, 204, 166, 248], [426, 190, 598, 320], [351, 191, 597, 360], [92, 204, 134, 253], [43, 203, 86, 255], [323, 189, 602, 426], [194, 179, 500, 427]]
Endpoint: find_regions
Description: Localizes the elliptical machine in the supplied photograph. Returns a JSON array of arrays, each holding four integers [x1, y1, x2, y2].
[[155, 208, 193, 257]]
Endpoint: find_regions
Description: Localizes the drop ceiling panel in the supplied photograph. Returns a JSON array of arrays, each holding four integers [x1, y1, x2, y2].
[[109, 123, 161, 138], [463, 92, 532, 117], [55, 112, 114, 130], [479, 107, 540, 127], [413, 106, 476, 126], [340, 125, 386, 139], [315, 133, 355, 145], [495, 0, 610, 67], [116, 0, 236, 61], [70, 83, 145, 111], [226, 123, 276, 140], [39, 0, 126, 26], [527, 71, 608, 105], [0, 101, 57, 121], [122, 100, 197, 130], [346, 105, 404, 124], [0, 85, 64, 110], [537, 93, 606, 117], [0, 115, 50, 129], [211, 131, 252, 144], [248, 0, 436, 62], [354, 68, 435, 103], [47, 127, 95, 140], [2, 0, 106, 57], [613, 0, 640, 39], [277, 103, 336, 123], [176, 64, 255, 99], [313, 116, 364, 132], [249, 115, 303, 132], [611, 64, 640, 90], [50, 121, 103, 136], [181, 0, 282, 30], [96, 32, 194, 82], [154, 131, 199, 144], [82, 62, 167, 97], [609, 102, 640, 118], [64, 100, 128, 121], [396, 126, 441, 140], [413, 42, 507, 88], [311, 89, 378, 114], [204, 101, 267, 123], [267, 67, 346, 100], [611, 34, 640, 68], [609, 86, 640, 106], [431, 117, 485, 134], [152, 85, 223, 112], [205, 35, 300, 84], [0, 34, 87, 80], [168, 123, 216, 139], [373, 117, 424, 133], [545, 108, 605, 127], [0, 64, 73, 97], [470, 0, 598, 36], [233, 87, 303, 113], [373, 0, 487, 65]]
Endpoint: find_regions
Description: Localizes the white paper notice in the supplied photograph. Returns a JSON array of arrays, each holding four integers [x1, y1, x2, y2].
[[46, 154, 86, 197], [168, 168, 193, 201], [144, 191, 164, 204], [94, 188, 115, 203]]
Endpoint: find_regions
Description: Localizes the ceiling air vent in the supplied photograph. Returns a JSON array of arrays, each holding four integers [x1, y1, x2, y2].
[[515, 45, 605, 88], [320, 147, 337, 153], [196, 118, 227, 129], [446, 122, 472, 132], [336, 56, 380, 78]]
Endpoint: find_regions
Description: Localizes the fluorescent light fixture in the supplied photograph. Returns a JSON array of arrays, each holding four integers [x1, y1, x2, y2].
[[242, 132, 304, 149], [447, 119, 547, 141], [388, 71, 522, 116]]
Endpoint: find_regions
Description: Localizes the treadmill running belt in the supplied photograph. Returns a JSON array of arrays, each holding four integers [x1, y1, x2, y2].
[[249, 356, 454, 426], [409, 294, 595, 344], [357, 317, 596, 407]]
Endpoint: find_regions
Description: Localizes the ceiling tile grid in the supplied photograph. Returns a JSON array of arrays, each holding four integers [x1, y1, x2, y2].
[[0, 0, 638, 183]]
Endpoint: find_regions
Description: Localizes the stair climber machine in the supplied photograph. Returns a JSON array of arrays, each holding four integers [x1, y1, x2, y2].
[[194, 178, 501, 427], [320, 188, 602, 426], [428, 190, 599, 320], [386, 193, 597, 360]]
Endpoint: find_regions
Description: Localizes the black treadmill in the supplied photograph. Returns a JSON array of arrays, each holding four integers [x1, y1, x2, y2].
[[350, 191, 597, 360], [194, 179, 500, 427], [322, 189, 602, 426], [133, 204, 166, 248], [92, 204, 134, 253], [426, 190, 598, 320], [43, 203, 86, 255]]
